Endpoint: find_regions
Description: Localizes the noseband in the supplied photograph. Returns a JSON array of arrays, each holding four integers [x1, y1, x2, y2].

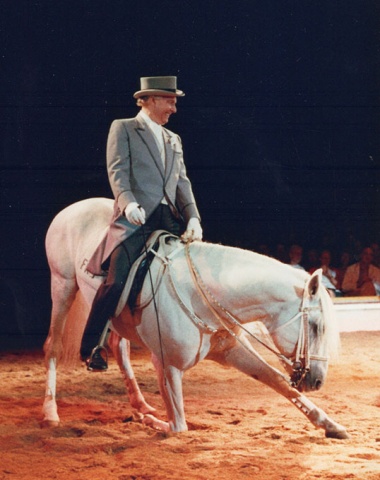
[[181, 244, 328, 389]]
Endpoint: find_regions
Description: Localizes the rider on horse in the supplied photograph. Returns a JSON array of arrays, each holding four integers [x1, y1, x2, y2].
[[82, 76, 202, 370]]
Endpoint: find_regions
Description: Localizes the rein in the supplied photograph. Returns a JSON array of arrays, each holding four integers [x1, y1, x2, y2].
[[181, 243, 326, 389], [183, 244, 291, 363]]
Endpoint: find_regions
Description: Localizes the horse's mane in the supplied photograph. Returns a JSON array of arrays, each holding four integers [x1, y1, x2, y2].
[[189, 240, 308, 283], [317, 283, 341, 363]]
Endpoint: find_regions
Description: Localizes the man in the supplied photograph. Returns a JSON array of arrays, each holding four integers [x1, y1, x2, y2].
[[342, 247, 380, 296], [288, 244, 305, 270], [84, 76, 202, 370], [309, 250, 339, 297]]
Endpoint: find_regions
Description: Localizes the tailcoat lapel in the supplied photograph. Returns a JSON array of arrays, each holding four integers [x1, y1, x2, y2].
[[163, 129, 175, 180], [135, 114, 165, 178]]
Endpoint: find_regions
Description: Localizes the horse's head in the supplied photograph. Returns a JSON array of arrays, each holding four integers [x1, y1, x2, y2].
[[271, 269, 340, 393]]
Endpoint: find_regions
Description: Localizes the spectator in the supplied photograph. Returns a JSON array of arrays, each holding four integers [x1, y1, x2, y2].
[[342, 247, 380, 296], [335, 250, 351, 292], [370, 242, 380, 268], [310, 250, 339, 298], [288, 244, 305, 270], [274, 243, 288, 263], [304, 248, 319, 272]]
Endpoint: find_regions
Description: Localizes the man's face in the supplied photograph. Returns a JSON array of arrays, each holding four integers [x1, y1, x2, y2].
[[290, 246, 302, 264], [149, 96, 177, 125], [320, 252, 331, 266], [361, 248, 374, 265]]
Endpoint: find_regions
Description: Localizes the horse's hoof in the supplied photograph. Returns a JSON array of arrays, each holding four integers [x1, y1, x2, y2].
[[142, 414, 170, 432], [325, 429, 349, 439], [41, 419, 60, 428]]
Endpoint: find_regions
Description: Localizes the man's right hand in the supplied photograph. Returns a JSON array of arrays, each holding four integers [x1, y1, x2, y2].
[[124, 202, 146, 225]]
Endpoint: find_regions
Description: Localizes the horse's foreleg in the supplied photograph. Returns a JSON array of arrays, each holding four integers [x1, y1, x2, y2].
[[108, 331, 156, 414], [42, 357, 60, 427], [289, 395, 348, 439], [213, 339, 348, 439], [146, 353, 186, 433]]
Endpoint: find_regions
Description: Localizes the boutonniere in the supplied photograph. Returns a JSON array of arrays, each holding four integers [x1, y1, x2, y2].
[[164, 132, 181, 152], [166, 136, 176, 148]]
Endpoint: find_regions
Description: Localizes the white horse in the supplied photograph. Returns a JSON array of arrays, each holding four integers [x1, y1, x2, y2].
[[42, 198, 348, 439]]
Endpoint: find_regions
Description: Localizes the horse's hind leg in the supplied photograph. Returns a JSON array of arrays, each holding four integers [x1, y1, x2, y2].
[[42, 356, 60, 427], [108, 331, 156, 415], [42, 274, 78, 427]]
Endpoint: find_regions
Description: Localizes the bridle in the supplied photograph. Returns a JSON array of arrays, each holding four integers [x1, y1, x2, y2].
[[170, 243, 328, 389], [271, 289, 328, 388]]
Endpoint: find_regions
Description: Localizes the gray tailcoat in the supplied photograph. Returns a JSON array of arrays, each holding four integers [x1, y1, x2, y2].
[[86, 112, 200, 274]]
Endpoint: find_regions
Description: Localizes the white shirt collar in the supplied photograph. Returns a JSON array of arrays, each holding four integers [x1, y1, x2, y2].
[[140, 111, 163, 143]]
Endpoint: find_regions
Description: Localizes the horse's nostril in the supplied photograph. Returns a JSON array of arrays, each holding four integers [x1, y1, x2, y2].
[[315, 380, 322, 390]]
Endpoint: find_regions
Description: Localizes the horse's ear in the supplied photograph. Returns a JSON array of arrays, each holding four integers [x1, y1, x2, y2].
[[307, 269, 322, 297]]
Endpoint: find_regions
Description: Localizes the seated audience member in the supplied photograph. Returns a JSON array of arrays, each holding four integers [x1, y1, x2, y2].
[[288, 244, 305, 270], [310, 250, 339, 297], [335, 250, 351, 292], [274, 243, 288, 263], [304, 248, 319, 272], [370, 242, 380, 268], [342, 247, 380, 296]]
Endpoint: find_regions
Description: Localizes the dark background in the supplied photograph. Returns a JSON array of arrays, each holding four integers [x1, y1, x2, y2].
[[1, 0, 379, 346]]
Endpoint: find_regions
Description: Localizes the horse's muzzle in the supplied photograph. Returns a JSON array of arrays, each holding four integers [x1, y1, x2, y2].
[[292, 370, 324, 392], [291, 358, 326, 392]]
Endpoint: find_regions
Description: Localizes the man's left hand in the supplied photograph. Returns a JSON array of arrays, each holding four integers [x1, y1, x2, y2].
[[181, 217, 203, 243]]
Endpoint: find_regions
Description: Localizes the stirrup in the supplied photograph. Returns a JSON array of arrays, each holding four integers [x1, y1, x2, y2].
[[86, 345, 108, 372]]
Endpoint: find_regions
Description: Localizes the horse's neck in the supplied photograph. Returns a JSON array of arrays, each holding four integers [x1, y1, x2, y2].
[[189, 243, 302, 326]]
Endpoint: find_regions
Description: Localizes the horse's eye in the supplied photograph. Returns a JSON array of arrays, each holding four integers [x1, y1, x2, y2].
[[310, 320, 325, 337]]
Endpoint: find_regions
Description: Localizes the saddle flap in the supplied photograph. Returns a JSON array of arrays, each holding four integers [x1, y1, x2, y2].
[[114, 230, 179, 316]]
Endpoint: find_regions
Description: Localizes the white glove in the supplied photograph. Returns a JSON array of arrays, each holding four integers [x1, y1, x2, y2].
[[124, 202, 146, 225], [181, 217, 203, 243]]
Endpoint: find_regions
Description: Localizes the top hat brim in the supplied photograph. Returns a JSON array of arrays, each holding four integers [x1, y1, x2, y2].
[[133, 88, 185, 99]]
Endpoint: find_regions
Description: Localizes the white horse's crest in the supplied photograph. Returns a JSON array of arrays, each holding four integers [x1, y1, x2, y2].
[[42, 198, 348, 439]]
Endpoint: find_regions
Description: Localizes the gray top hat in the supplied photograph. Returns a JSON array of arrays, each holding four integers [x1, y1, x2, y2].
[[133, 76, 185, 98]]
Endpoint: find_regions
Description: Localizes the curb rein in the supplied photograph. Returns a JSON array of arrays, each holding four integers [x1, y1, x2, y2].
[[179, 243, 326, 389]]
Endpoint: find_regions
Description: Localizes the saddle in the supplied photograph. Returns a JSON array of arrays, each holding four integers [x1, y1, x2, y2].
[[114, 230, 180, 316]]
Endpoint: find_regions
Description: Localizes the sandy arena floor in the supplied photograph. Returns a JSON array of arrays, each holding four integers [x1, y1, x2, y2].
[[0, 331, 379, 480]]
